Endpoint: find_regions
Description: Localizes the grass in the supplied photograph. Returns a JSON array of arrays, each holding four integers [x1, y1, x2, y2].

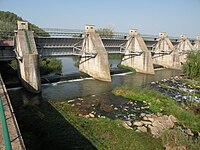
[[162, 127, 200, 149], [112, 86, 200, 132], [11, 95, 164, 150], [50, 102, 164, 150], [118, 64, 136, 72]]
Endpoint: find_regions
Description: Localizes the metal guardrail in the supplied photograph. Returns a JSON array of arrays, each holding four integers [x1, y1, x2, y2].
[[0, 28, 196, 41], [0, 97, 11, 150]]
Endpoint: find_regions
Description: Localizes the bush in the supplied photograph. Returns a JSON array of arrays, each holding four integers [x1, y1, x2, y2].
[[39, 58, 62, 75], [96, 27, 113, 38], [182, 51, 200, 79]]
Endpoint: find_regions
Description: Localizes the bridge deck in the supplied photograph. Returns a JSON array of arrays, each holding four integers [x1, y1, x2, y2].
[[0, 74, 25, 150], [0, 36, 182, 60]]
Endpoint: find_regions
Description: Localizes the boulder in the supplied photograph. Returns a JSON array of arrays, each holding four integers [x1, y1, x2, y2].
[[152, 120, 165, 132], [148, 125, 160, 138], [169, 115, 177, 123], [141, 121, 152, 126], [122, 121, 133, 129], [89, 113, 95, 118], [124, 121, 132, 127], [140, 113, 146, 117], [136, 126, 147, 133], [185, 129, 194, 136], [147, 117, 154, 122], [133, 121, 143, 127]]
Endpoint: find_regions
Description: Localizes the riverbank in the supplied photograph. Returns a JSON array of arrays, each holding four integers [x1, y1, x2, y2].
[[112, 77, 200, 149], [10, 78, 200, 149]]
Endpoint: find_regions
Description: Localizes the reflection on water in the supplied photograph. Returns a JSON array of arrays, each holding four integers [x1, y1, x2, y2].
[[57, 56, 122, 75], [8, 68, 181, 102], [57, 57, 79, 74]]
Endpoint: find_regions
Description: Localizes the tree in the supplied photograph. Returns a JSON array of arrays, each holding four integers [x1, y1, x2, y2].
[[182, 51, 200, 79], [96, 27, 114, 38], [39, 58, 62, 75], [0, 11, 49, 40]]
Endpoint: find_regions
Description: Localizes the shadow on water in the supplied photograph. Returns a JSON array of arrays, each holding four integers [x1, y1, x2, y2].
[[8, 89, 97, 150]]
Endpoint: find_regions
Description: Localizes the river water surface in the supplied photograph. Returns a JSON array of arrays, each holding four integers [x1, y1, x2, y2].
[[7, 57, 181, 105]]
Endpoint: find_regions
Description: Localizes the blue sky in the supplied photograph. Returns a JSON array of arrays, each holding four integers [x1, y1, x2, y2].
[[0, 0, 200, 37]]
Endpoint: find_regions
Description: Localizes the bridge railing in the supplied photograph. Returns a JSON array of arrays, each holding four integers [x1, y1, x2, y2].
[[0, 96, 11, 150], [0, 28, 196, 41]]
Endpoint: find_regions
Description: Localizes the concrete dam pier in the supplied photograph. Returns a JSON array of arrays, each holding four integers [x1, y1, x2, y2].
[[1, 21, 199, 93], [177, 34, 194, 63], [121, 29, 154, 74], [79, 25, 111, 82], [15, 21, 41, 93], [152, 32, 181, 70]]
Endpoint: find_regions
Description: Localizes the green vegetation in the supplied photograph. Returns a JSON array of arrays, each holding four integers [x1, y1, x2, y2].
[[1, 58, 62, 76], [39, 58, 62, 75], [108, 54, 121, 60], [162, 127, 200, 149], [181, 79, 200, 89], [118, 64, 136, 72], [51, 102, 164, 150], [182, 51, 200, 80], [0, 11, 48, 40], [112, 86, 200, 132], [96, 27, 113, 38], [9, 86, 200, 149]]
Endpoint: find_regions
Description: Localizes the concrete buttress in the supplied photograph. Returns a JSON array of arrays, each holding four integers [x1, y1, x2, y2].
[[152, 32, 181, 69], [15, 21, 41, 93], [177, 34, 194, 63], [121, 29, 155, 74], [194, 36, 200, 50], [79, 25, 111, 82]]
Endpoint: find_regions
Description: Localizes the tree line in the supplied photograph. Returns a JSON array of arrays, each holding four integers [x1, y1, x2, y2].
[[0, 11, 48, 40]]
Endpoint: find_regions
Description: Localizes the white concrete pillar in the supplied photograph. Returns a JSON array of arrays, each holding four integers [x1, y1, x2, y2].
[[121, 29, 155, 74], [79, 25, 111, 82]]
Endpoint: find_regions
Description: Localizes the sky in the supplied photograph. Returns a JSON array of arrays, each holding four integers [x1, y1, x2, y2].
[[0, 0, 200, 37]]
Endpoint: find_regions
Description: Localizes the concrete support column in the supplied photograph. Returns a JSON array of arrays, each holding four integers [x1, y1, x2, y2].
[[121, 29, 155, 74], [177, 34, 194, 63], [79, 25, 111, 82], [194, 36, 200, 50], [15, 21, 41, 93], [153, 32, 181, 69]]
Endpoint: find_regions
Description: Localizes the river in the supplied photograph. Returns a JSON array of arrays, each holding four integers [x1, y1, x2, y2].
[[7, 56, 181, 103], [5, 56, 183, 149]]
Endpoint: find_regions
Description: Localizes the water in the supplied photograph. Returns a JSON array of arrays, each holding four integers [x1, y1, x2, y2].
[[57, 56, 121, 75], [7, 66, 181, 124], [7, 56, 181, 101], [151, 79, 200, 103], [5, 57, 182, 149], [5, 55, 182, 117], [57, 57, 79, 74], [7, 67, 181, 104]]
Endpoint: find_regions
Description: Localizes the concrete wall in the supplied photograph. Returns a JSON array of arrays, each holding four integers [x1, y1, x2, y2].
[[79, 29, 111, 82], [16, 30, 41, 93], [194, 36, 200, 50], [121, 30, 155, 74], [177, 35, 194, 63], [153, 33, 181, 69]]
